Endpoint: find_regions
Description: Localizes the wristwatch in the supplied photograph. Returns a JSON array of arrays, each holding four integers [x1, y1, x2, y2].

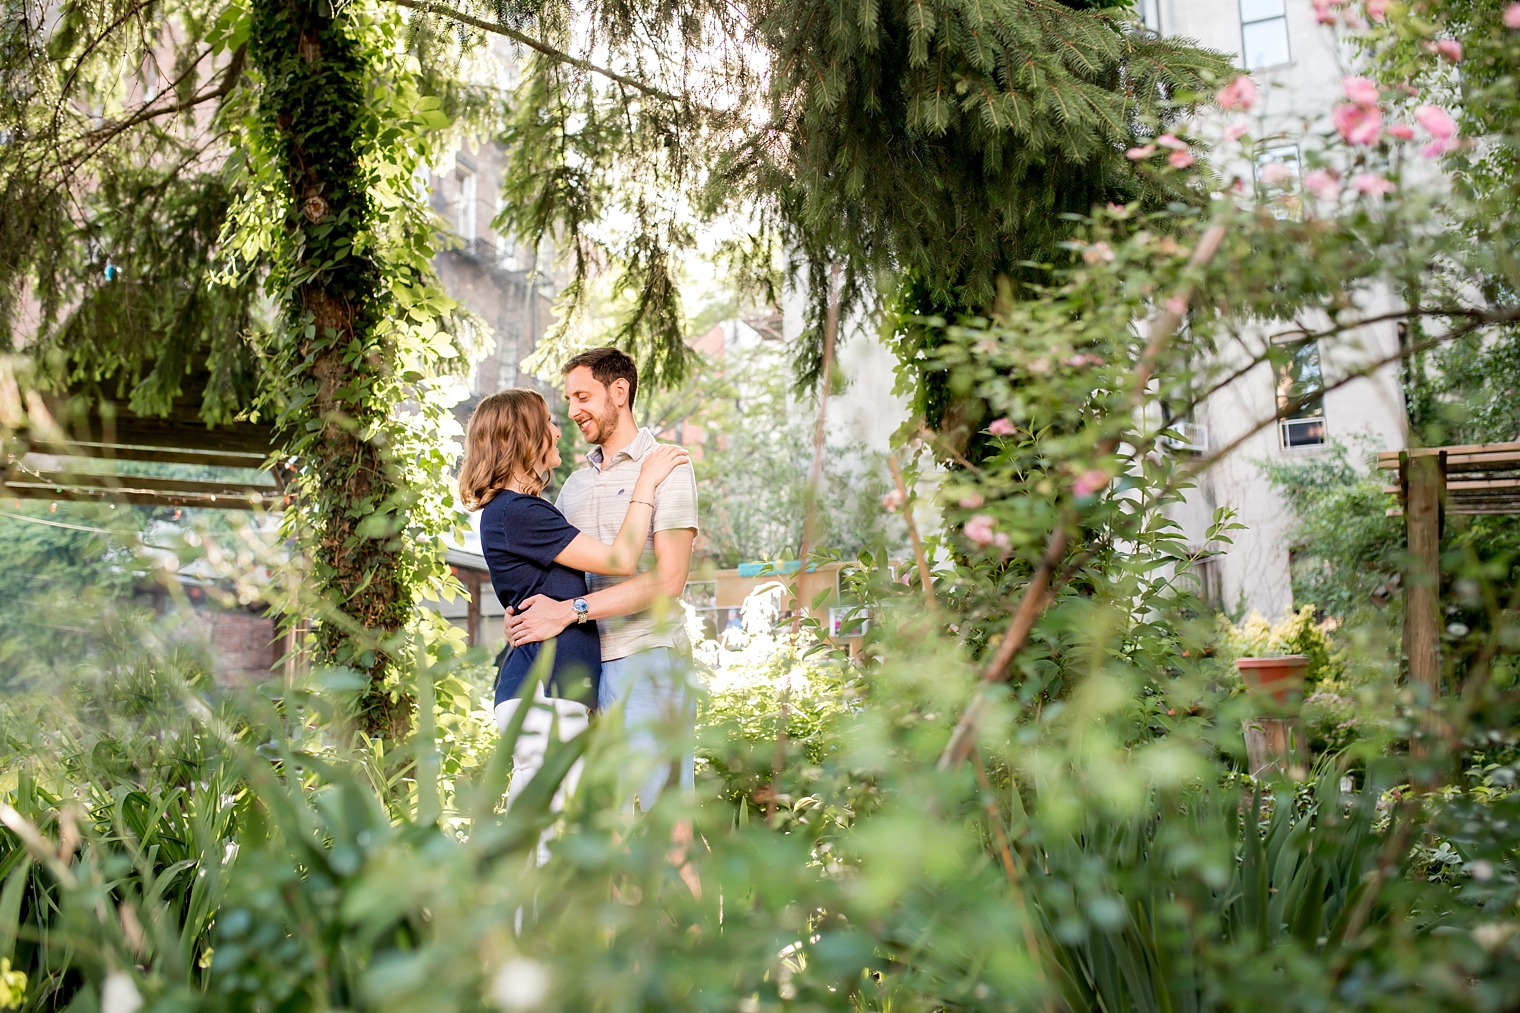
[[571, 598, 590, 624]]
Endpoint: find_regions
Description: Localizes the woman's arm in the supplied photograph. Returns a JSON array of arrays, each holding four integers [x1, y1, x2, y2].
[[552, 445, 690, 576]]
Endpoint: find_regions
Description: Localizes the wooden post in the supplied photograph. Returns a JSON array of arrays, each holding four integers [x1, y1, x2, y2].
[[1404, 453, 1444, 697], [464, 570, 482, 648], [1243, 718, 1304, 779]]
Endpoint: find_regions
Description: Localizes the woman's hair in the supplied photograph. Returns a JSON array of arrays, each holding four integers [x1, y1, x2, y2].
[[459, 389, 555, 509]]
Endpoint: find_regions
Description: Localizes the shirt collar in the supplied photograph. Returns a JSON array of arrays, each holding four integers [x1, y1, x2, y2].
[[588, 427, 656, 471]]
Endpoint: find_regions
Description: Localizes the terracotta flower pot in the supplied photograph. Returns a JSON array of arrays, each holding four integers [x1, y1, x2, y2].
[[1235, 655, 1308, 706]]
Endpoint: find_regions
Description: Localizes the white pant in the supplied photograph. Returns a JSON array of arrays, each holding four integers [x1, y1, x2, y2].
[[494, 693, 589, 862]]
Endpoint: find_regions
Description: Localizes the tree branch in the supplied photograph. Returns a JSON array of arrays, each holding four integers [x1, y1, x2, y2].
[[381, 0, 687, 105], [1190, 308, 1519, 472], [73, 43, 246, 160]]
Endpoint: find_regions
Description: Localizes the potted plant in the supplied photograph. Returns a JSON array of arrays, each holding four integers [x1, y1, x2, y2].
[[1234, 654, 1309, 707], [1235, 655, 1309, 779]]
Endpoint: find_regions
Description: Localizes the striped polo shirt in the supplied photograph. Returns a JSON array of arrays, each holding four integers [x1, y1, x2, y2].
[[554, 427, 699, 661]]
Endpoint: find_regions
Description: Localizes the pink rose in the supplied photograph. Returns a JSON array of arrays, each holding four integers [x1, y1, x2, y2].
[[1260, 161, 1294, 185], [964, 514, 998, 546], [1415, 104, 1457, 139], [1072, 469, 1109, 499], [1343, 76, 1380, 108], [1366, 0, 1388, 21], [1216, 76, 1259, 111], [1082, 241, 1116, 264], [1352, 172, 1395, 195], [1388, 123, 1415, 140], [988, 417, 1017, 436], [958, 492, 985, 509], [1168, 149, 1196, 169], [1333, 103, 1383, 145], [1313, 0, 1336, 23], [1415, 104, 1458, 156], [1505, 2, 1520, 28], [1304, 168, 1341, 201], [880, 488, 905, 512], [1224, 122, 1250, 142], [1126, 144, 1157, 160], [1430, 39, 1463, 61], [1157, 134, 1187, 150]]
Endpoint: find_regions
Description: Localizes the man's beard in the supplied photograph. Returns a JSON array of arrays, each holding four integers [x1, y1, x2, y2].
[[583, 403, 620, 445]]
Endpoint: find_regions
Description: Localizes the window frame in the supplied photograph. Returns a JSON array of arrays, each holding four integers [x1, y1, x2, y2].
[[1239, 0, 1292, 70], [454, 167, 477, 243], [1275, 338, 1328, 449]]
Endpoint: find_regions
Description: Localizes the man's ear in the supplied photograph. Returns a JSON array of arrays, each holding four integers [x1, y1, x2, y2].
[[609, 377, 631, 410]]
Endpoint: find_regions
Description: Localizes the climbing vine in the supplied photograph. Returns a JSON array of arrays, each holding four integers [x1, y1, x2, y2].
[[223, 0, 478, 737]]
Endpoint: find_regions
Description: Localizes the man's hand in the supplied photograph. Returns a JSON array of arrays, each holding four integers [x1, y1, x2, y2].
[[507, 594, 577, 646]]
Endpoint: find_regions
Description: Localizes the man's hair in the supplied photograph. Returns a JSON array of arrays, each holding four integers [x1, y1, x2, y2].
[[562, 346, 639, 408]]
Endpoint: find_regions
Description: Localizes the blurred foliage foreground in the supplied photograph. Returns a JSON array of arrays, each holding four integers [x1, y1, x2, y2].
[[1, 539, 1518, 1013]]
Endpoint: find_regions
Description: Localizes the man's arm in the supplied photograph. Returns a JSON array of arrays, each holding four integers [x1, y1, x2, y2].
[[504, 528, 696, 646]]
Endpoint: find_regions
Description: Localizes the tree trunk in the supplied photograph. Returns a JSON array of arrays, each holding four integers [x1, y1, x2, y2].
[[250, 0, 413, 739]]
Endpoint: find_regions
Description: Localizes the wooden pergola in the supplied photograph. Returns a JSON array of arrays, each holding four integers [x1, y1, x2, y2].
[[1378, 442, 1520, 696], [4, 370, 283, 510]]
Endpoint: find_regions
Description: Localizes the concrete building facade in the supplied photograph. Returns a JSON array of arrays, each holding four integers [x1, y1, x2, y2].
[[1155, 0, 1410, 617]]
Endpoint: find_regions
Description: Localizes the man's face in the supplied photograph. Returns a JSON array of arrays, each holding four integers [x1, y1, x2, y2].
[[564, 366, 624, 446]]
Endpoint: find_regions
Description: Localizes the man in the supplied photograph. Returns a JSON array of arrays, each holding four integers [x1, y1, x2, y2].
[[505, 346, 699, 807]]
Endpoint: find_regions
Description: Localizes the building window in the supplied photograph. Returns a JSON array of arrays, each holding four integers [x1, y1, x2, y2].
[[1254, 144, 1301, 217], [1240, 0, 1291, 69], [1254, 145, 1300, 187], [1276, 339, 1327, 448], [1194, 555, 1224, 611], [493, 194, 518, 270], [1139, 0, 1161, 32], [454, 167, 477, 243]]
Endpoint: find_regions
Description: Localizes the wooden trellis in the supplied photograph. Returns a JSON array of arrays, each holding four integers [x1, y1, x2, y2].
[[4, 370, 283, 510], [1378, 442, 1520, 697]]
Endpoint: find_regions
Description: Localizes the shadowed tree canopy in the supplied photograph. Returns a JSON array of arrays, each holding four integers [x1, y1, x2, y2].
[[472, 0, 1230, 405]]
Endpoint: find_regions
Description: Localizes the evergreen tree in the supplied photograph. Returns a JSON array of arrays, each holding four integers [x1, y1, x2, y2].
[[444, 0, 1231, 427]]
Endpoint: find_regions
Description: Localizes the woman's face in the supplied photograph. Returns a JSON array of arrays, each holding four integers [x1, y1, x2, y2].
[[541, 411, 563, 472]]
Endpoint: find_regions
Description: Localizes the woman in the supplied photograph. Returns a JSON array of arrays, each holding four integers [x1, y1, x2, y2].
[[457, 389, 687, 801]]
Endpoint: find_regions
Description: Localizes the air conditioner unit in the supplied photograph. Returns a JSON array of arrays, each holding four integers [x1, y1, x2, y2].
[[1280, 417, 1327, 449], [1162, 421, 1209, 453]]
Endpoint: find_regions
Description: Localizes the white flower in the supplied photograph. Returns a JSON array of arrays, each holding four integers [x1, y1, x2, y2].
[[490, 958, 551, 1011], [1471, 922, 1517, 952], [101, 973, 143, 1013]]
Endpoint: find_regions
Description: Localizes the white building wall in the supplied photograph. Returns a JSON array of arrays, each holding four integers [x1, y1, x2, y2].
[[780, 283, 911, 456], [1161, 0, 1409, 617]]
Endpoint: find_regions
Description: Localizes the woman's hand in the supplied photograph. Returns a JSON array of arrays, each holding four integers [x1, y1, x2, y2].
[[636, 444, 691, 489]]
